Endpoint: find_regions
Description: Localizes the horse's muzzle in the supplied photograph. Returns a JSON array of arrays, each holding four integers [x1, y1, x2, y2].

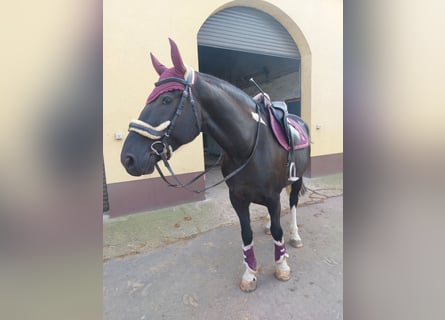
[[121, 152, 158, 176]]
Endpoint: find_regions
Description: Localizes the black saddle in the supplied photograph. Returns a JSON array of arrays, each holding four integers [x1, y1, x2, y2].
[[269, 101, 294, 146]]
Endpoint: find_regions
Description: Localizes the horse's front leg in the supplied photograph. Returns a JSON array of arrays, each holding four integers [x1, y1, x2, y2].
[[230, 192, 257, 292], [267, 197, 291, 281]]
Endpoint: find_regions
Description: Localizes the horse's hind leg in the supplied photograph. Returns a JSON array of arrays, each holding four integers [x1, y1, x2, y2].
[[264, 214, 271, 235], [267, 197, 291, 281], [230, 192, 257, 292], [289, 178, 304, 248]]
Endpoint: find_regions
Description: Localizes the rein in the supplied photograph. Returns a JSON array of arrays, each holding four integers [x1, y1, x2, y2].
[[128, 70, 262, 194], [156, 102, 262, 194]]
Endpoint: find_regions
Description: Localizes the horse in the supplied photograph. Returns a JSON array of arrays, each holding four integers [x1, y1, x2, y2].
[[121, 38, 310, 292]]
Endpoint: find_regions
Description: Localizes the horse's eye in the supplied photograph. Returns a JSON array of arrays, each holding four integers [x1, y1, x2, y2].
[[162, 96, 172, 105]]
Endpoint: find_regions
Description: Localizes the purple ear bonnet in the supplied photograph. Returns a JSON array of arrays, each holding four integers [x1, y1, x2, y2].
[[146, 38, 189, 104]]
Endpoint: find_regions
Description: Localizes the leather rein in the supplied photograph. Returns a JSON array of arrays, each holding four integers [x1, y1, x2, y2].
[[129, 71, 262, 194]]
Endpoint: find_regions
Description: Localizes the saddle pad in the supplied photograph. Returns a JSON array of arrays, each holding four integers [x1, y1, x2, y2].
[[268, 109, 309, 150]]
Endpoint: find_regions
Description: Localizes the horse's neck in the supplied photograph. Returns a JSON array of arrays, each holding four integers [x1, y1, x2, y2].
[[195, 75, 258, 159]]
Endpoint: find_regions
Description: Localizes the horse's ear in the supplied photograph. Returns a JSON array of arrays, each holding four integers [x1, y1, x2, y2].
[[169, 38, 186, 75], [150, 53, 167, 76]]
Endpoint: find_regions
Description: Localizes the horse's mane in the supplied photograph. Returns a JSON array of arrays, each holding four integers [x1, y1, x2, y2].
[[198, 73, 257, 111]]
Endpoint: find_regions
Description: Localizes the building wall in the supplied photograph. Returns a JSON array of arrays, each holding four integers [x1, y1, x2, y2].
[[104, 0, 343, 214], [103, 1, 205, 185]]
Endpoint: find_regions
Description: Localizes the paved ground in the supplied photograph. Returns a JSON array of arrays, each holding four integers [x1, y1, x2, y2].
[[104, 172, 342, 319]]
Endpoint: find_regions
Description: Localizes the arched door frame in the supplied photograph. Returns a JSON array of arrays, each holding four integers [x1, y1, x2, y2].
[[205, 1, 312, 125]]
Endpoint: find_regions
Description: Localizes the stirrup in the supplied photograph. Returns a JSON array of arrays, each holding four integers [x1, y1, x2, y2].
[[288, 162, 299, 181]]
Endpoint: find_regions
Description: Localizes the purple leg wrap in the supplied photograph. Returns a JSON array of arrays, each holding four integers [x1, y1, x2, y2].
[[274, 241, 288, 262], [243, 245, 257, 271]]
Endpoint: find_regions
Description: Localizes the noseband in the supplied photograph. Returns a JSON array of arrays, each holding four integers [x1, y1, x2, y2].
[[128, 69, 262, 193]]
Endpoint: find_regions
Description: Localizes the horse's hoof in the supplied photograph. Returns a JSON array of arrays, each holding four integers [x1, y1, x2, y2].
[[289, 239, 303, 248], [264, 227, 271, 235], [275, 269, 291, 281], [240, 278, 257, 292]]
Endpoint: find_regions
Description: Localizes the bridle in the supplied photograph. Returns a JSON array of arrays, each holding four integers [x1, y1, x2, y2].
[[129, 67, 198, 157], [128, 69, 262, 194]]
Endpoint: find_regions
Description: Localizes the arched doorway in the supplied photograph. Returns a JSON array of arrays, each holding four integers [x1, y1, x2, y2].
[[197, 6, 304, 165]]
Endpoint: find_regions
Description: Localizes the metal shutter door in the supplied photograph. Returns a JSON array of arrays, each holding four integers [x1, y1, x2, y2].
[[198, 6, 300, 59]]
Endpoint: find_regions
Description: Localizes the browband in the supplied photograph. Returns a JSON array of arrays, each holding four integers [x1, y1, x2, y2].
[[155, 77, 188, 87], [154, 66, 195, 87]]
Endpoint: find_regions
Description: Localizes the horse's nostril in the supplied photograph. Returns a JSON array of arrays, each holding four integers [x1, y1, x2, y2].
[[124, 155, 135, 168]]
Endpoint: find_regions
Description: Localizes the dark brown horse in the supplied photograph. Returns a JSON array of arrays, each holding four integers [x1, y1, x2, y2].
[[121, 39, 310, 292]]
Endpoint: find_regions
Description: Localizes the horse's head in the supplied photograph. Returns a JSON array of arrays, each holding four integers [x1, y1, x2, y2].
[[121, 39, 201, 176]]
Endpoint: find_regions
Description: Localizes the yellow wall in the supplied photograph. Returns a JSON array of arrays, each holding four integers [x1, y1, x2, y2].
[[103, 1, 206, 183], [104, 0, 343, 183]]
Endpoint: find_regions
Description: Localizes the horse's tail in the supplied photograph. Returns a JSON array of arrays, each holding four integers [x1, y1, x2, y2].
[[299, 178, 307, 196], [288, 177, 305, 208]]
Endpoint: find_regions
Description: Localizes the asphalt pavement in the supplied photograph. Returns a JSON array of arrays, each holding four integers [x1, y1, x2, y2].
[[104, 172, 342, 320]]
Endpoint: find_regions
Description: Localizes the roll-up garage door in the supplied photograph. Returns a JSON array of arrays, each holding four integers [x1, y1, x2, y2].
[[198, 6, 300, 59]]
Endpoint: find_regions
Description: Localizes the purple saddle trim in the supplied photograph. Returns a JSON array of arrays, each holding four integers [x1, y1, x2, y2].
[[268, 108, 309, 151], [243, 246, 257, 271], [274, 242, 288, 262]]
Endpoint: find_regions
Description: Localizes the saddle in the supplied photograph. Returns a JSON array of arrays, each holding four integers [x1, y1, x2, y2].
[[268, 101, 309, 151], [268, 102, 309, 181], [253, 93, 309, 181]]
